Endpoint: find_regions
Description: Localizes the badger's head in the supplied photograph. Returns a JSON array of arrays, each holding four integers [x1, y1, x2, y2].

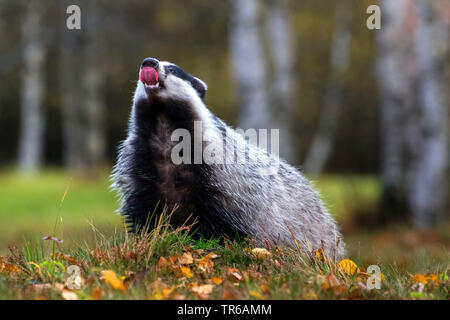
[[135, 57, 208, 104]]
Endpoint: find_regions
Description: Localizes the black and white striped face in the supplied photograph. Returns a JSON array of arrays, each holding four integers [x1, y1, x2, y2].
[[137, 57, 208, 102]]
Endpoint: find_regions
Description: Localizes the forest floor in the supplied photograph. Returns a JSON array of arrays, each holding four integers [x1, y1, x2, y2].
[[0, 170, 448, 300]]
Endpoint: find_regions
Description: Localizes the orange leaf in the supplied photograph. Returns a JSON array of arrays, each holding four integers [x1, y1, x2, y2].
[[315, 249, 328, 262], [198, 255, 215, 273], [211, 277, 223, 285], [413, 274, 438, 285], [102, 270, 126, 292]]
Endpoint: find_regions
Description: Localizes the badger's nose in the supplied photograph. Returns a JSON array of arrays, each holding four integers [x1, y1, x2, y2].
[[141, 58, 159, 69]]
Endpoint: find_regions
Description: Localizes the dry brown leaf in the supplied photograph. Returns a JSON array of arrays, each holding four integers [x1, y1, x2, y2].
[[190, 284, 215, 299], [321, 272, 348, 296], [91, 288, 103, 300], [226, 267, 244, 283], [179, 252, 194, 265], [198, 255, 215, 274], [62, 290, 78, 300], [157, 256, 168, 269]]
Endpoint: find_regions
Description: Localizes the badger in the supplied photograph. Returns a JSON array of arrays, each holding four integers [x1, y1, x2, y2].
[[112, 57, 345, 259]]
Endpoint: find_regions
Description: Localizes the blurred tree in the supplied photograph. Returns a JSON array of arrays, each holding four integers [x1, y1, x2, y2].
[[60, 0, 105, 176], [83, 0, 106, 175], [60, 0, 84, 172], [264, 0, 295, 161], [229, 0, 270, 132], [377, 0, 448, 227], [303, 0, 353, 175], [18, 1, 47, 173]]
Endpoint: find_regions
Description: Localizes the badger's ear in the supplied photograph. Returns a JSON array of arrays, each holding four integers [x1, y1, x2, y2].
[[194, 77, 208, 99]]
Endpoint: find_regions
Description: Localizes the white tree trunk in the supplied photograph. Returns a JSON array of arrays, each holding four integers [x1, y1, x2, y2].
[[377, 0, 448, 226], [265, 0, 295, 162], [18, 1, 46, 173], [83, 1, 105, 175], [60, 0, 84, 171], [229, 0, 270, 131], [377, 0, 413, 222], [408, 0, 448, 227], [304, 0, 353, 175]]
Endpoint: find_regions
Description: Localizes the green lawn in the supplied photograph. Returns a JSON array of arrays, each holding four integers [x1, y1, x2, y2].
[[0, 169, 122, 254]]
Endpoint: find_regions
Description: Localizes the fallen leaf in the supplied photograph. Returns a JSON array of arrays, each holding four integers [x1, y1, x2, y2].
[[337, 259, 360, 275], [249, 290, 265, 300], [1, 263, 21, 274], [321, 272, 347, 296], [198, 254, 215, 274], [211, 277, 223, 285], [157, 256, 168, 269], [102, 270, 126, 292], [251, 248, 272, 260], [62, 290, 78, 300], [190, 284, 215, 299], [91, 288, 103, 300], [315, 249, 328, 262], [179, 252, 194, 265], [181, 266, 193, 278], [413, 274, 438, 285], [226, 267, 244, 283]]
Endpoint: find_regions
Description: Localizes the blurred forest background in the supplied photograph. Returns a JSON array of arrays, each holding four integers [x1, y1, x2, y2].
[[0, 0, 449, 265]]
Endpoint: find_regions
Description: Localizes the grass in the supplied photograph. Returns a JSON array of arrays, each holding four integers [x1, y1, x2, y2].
[[0, 169, 448, 300], [0, 169, 121, 254]]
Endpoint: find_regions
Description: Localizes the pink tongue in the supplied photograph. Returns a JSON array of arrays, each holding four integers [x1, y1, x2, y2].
[[140, 67, 158, 85]]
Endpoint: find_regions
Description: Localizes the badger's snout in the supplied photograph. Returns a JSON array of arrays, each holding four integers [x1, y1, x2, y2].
[[141, 57, 159, 70], [140, 58, 160, 89]]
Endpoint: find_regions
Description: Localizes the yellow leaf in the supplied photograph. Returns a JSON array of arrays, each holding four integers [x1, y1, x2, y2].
[[181, 266, 193, 278], [337, 259, 360, 275], [211, 277, 223, 285], [249, 290, 265, 300], [251, 248, 272, 260], [102, 270, 126, 292]]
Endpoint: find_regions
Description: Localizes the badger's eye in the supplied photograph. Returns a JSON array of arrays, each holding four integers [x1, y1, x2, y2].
[[168, 67, 175, 74]]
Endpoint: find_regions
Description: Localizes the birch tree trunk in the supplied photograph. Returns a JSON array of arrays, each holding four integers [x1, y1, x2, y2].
[[83, 1, 105, 175], [229, 0, 270, 132], [304, 0, 353, 174], [377, 0, 448, 226], [18, 1, 46, 173], [60, 0, 84, 171], [265, 0, 295, 162], [408, 0, 448, 227]]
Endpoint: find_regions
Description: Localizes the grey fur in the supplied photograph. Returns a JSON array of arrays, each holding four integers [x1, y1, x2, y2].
[[112, 59, 345, 259]]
